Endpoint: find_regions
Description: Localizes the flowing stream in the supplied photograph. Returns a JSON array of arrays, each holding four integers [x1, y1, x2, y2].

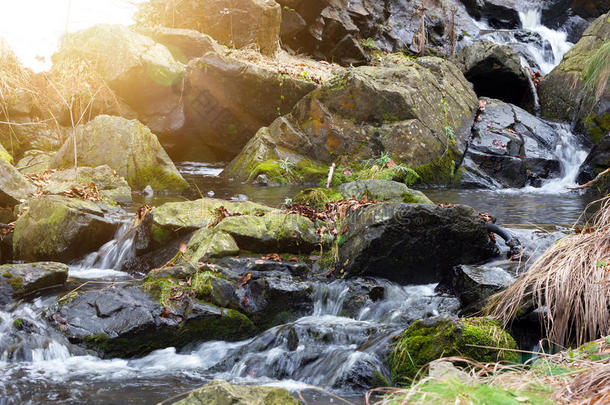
[[0, 8, 597, 405]]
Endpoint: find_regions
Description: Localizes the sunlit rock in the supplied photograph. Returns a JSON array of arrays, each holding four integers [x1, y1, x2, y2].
[[50, 115, 189, 192]]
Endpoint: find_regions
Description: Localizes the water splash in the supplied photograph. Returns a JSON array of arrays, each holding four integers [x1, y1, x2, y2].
[[501, 124, 588, 195], [70, 222, 135, 279]]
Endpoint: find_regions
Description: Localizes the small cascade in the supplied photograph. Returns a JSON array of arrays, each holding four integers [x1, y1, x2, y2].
[[70, 222, 135, 279], [519, 9, 572, 74], [477, 9, 573, 75], [312, 281, 350, 316], [499, 123, 589, 195]]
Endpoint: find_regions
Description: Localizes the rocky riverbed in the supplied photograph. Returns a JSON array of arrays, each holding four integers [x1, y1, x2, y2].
[[0, 0, 608, 404]]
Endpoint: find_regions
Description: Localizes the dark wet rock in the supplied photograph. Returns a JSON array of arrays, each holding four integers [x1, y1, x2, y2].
[[136, 0, 282, 56], [436, 264, 515, 315], [539, 12, 610, 143], [339, 180, 433, 204], [339, 203, 499, 284], [453, 42, 530, 107], [224, 57, 478, 186], [50, 115, 189, 192], [145, 260, 314, 331], [460, 98, 562, 188], [213, 258, 314, 329], [173, 380, 299, 405], [0, 262, 68, 306], [460, 0, 521, 29], [577, 133, 610, 193], [0, 158, 36, 206], [50, 283, 256, 358], [12, 195, 122, 263]]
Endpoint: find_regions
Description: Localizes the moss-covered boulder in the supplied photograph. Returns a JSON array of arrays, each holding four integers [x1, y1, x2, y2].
[[12, 195, 121, 262], [49, 282, 256, 358], [50, 115, 188, 192], [151, 198, 272, 244], [136, 0, 282, 56], [214, 213, 319, 253], [0, 262, 68, 306], [0, 143, 12, 164], [185, 229, 240, 264], [389, 317, 518, 384], [43, 165, 132, 204], [339, 180, 433, 204], [224, 57, 478, 185], [0, 158, 36, 206], [339, 203, 499, 284], [173, 380, 298, 405], [539, 12, 610, 142]]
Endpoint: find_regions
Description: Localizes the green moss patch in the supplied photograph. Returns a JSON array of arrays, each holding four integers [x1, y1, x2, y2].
[[292, 188, 343, 210], [389, 317, 517, 384]]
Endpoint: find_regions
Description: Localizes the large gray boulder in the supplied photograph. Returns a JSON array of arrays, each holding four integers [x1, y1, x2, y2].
[[50, 115, 189, 192], [0, 159, 36, 206], [49, 24, 183, 129], [338, 203, 499, 284], [224, 57, 478, 186], [175, 51, 319, 160]]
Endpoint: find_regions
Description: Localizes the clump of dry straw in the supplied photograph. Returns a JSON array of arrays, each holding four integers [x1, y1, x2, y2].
[[487, 195, 610, 346]]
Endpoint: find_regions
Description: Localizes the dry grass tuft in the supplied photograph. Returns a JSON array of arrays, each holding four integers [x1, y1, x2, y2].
[[486, 195, 610, 347]]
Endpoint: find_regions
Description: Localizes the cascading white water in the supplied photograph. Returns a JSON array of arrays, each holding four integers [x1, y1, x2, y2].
[[69, 222, 135, 279], [477, 9, 573, 75], [499, 123, 589, 195], [519, 9, 573, 74]]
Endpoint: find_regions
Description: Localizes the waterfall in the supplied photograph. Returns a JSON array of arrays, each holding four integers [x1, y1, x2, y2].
[[70, 222, 135, 279], [519, 9, 573, 74], [477, 9, 573, 75]]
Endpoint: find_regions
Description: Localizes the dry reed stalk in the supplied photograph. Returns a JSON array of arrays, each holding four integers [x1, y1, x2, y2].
[[486, 195, 610, 347]]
